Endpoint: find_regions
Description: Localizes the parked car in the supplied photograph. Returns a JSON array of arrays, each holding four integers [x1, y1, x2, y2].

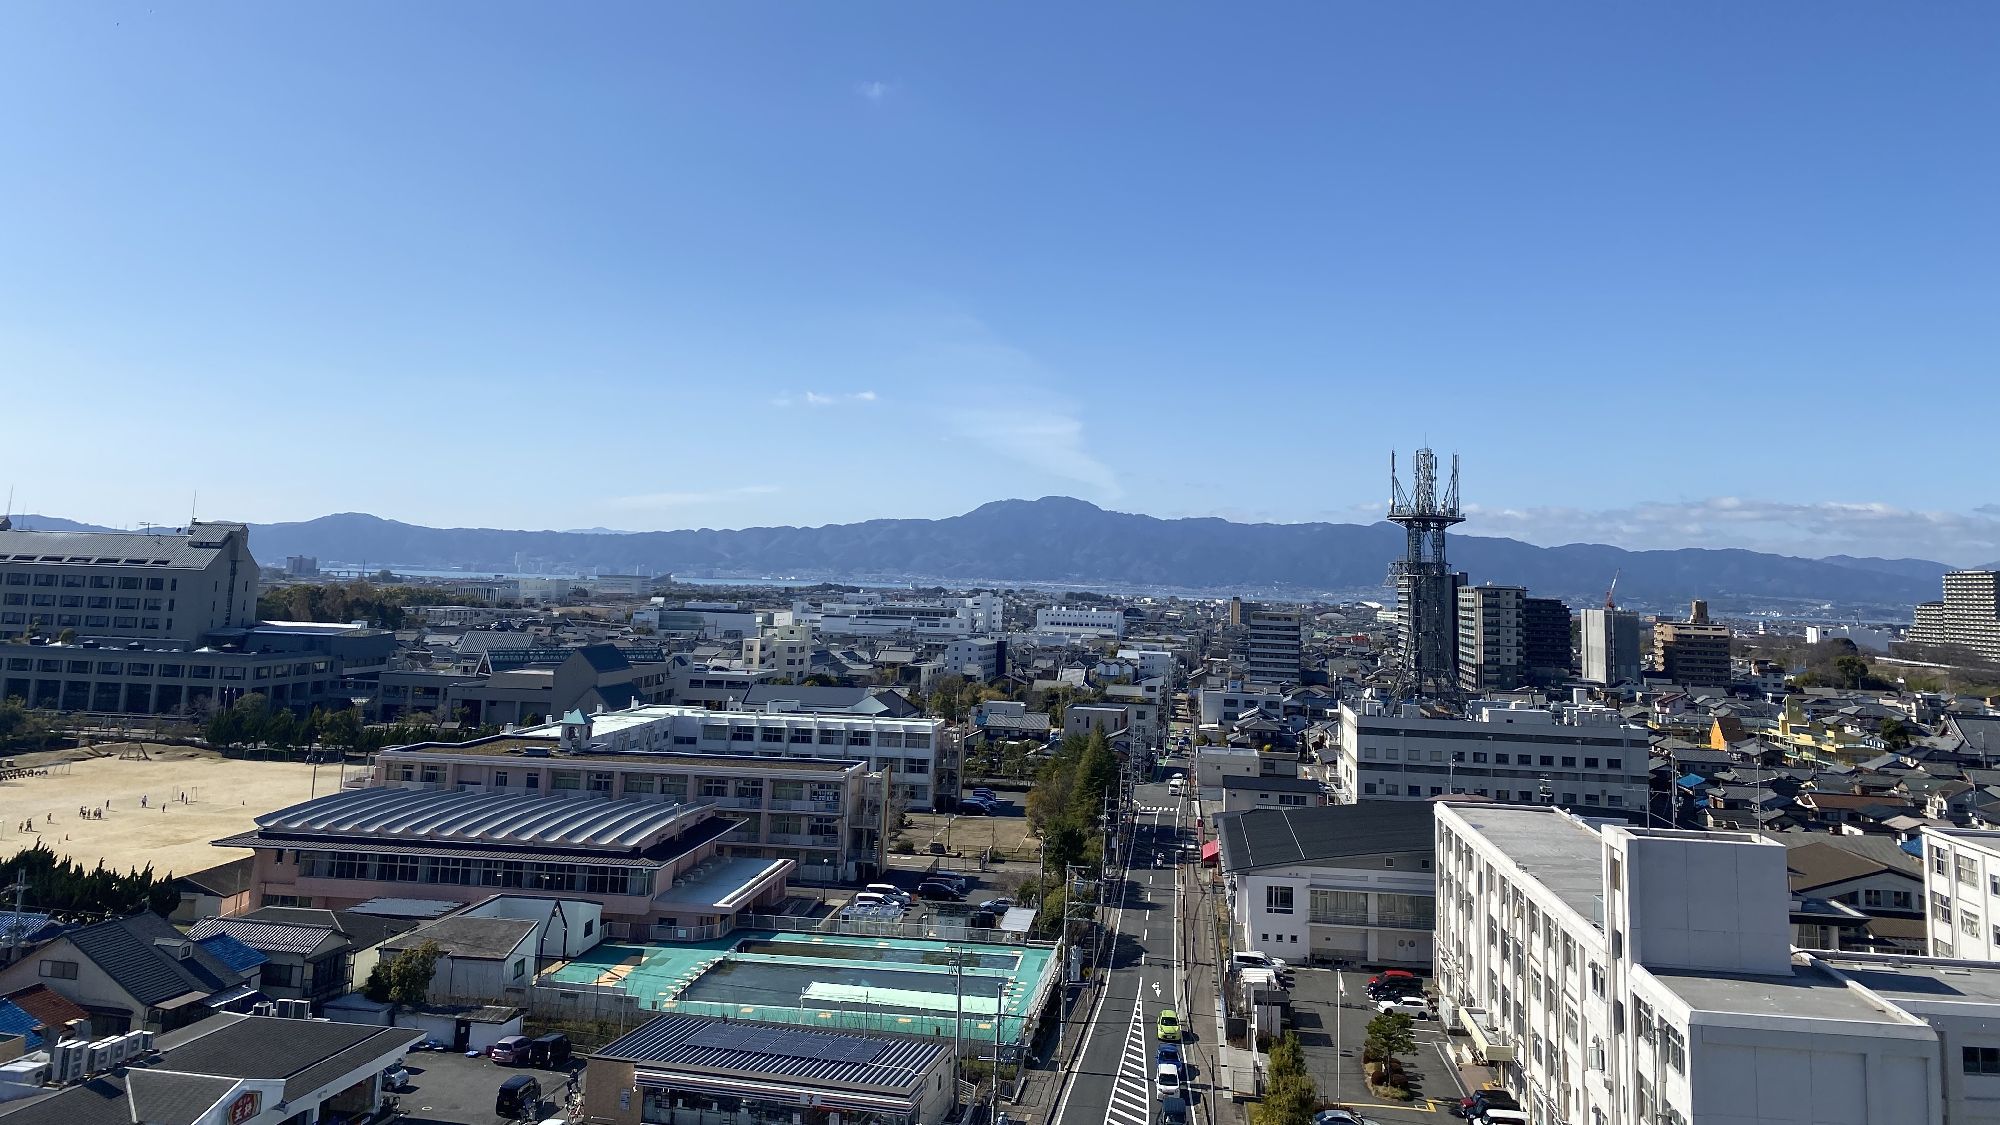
[[972, 788, 997, 801], [381, 1063, 410, 1091], [917, 881, 963, 901], [1155, 1061, 1182, 1099], [1156, 1043, 1181, 1066], [1457, 1089, 1521, 1118], [1476, 1111, 1530, 1125], [979, 897, 1015, 912], [1157, 1095, 1190, 1124], [1375, 995, 1432, 1017], [529, 1032, 571, 1069], [1230, 951, 1287, 973], [1156, 1009, 1181, 1042], [864, 883, 912, 903], [932, 871, 972, 891], [1312, 1111, 1382, 1125], [957, 801, 991, 816], [488, 1035, 532, 1065], [495, 1074, 542, 1119], [1368, 969, 1417, 988]]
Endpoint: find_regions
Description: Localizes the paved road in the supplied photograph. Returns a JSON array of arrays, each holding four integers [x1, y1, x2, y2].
[[1054, 780, 1192, 1125]]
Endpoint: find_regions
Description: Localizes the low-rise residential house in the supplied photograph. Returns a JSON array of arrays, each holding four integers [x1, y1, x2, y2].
[[187, 907, 414, 1008], [168, 857, 257, 926], [0, 913, 256, 1034], [1215, 802, 1434, 967], [1217, 774, 1330, 814], [376, 915, 541, 1005]]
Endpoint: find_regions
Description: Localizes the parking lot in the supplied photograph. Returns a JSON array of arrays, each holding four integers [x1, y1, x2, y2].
[[1284, 967, 1468, 1122], [391, 1045, 586, 1124]]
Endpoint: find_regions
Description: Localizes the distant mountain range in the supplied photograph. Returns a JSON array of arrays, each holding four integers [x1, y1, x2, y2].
[[11, 498, 1984, 609]]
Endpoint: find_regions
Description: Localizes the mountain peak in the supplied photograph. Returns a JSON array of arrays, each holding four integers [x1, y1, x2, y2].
[[965, 496, 1106, 518]]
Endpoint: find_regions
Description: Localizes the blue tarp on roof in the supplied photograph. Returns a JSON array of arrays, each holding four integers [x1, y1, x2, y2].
[[0, 999, 43, 1049], [0, 912, 55, 945], [1676, 773, 1708, 789], [195, 932, 269, 975]]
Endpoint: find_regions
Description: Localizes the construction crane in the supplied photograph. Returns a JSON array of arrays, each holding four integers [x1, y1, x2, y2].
[[1604, 570, 1621, 611]]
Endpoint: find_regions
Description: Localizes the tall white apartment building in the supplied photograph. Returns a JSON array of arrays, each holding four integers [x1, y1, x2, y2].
[[1336, 699, 1649, 815], [1436, 804, 1949, 1125], [1919, 826, 2000, 959], [1457, 584, 1526, 693], [1034, 606, 1125, 639], [1910, 571, 2000, 664]]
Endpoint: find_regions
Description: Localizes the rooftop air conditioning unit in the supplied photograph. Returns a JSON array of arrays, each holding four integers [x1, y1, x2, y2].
[[85, 1039, 119, 1073], [134, 1030, 155, 1055], [251, 1001, 278, 1017], [50, 1041, 88, 1085]]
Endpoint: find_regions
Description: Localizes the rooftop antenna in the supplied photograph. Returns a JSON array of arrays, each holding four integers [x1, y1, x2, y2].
[[0, 487, 12, 532], [188, 491, 198, 531]]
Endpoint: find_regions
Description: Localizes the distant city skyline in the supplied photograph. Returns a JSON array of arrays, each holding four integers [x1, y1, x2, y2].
[[2, 6, 1994, 562]]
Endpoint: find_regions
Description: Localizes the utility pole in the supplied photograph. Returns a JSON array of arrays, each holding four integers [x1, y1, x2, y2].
[[4, 876, 29, 965]]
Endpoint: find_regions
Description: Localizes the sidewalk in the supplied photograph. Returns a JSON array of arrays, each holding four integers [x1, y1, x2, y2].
[[1003, 975, 1100, 1125], [1184, 820, 1244, 1125]]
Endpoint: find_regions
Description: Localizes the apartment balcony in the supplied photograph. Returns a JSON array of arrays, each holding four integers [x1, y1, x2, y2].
[[707, 795, 765, 811]]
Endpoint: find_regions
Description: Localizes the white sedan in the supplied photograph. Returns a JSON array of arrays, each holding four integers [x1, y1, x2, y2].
[[1374, 995, 1433, 1018]]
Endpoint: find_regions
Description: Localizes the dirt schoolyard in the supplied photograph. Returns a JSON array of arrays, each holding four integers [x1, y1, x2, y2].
[[0, 744, 334, 878]]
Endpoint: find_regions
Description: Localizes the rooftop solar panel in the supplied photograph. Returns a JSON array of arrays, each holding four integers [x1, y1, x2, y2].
[[685, 1022, 882, 1065]]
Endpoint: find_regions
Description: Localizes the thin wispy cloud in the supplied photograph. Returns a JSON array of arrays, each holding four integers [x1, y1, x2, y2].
[[856, 80, 894, 103], [909, 312, 1122, 500], [772, 390, 879, 408], [602, 485, 780, 510]]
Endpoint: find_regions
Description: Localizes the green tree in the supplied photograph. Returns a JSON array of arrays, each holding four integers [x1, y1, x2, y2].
[[1254, 1035, 1318, 1125], [1363, 1011, 1416, 1063], [386, 941, 444, 1006], [1880, 716, 1913, 750]]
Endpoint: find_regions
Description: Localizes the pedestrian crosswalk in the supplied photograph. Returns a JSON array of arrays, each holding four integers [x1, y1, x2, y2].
[[1103, 1001, 1153, 1125], [1137, 805, 1177, 815]]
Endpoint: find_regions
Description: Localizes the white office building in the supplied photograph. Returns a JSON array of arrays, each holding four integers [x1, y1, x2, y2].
[[936, 636, 1004, 681], [798, 592, 1002, 638], [1436, 804, 1951, 1125], [1116, 647, 1177, 681], [1335, 699, 1649, 815], [496, 702, 958, 811], [1920, 827, 2000, 960], [1033, 606, 1125, 639]]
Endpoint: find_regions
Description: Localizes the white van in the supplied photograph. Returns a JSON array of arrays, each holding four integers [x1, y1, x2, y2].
[[1230, 950, 1287, 973], [864, 883, 911, 903], [1168, 777, 1185, 795], [850, 892, 892, 908]]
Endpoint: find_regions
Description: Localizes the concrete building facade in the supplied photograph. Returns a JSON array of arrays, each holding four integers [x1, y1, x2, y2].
[[1435, 804, 1948, 1125], [1580, 608, 1643, 686], [1033, 606, 1125, 639], [1653, 600, 1732, 687], [1217, 803, 1435, 967], [1910, 571, 2000, 664], [1457, 585, 1526, 694], [1336, 699, 1649, 815]]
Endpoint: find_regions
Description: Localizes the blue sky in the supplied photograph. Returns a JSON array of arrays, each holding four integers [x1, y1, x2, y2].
[[2, 4, 1996, 561]]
